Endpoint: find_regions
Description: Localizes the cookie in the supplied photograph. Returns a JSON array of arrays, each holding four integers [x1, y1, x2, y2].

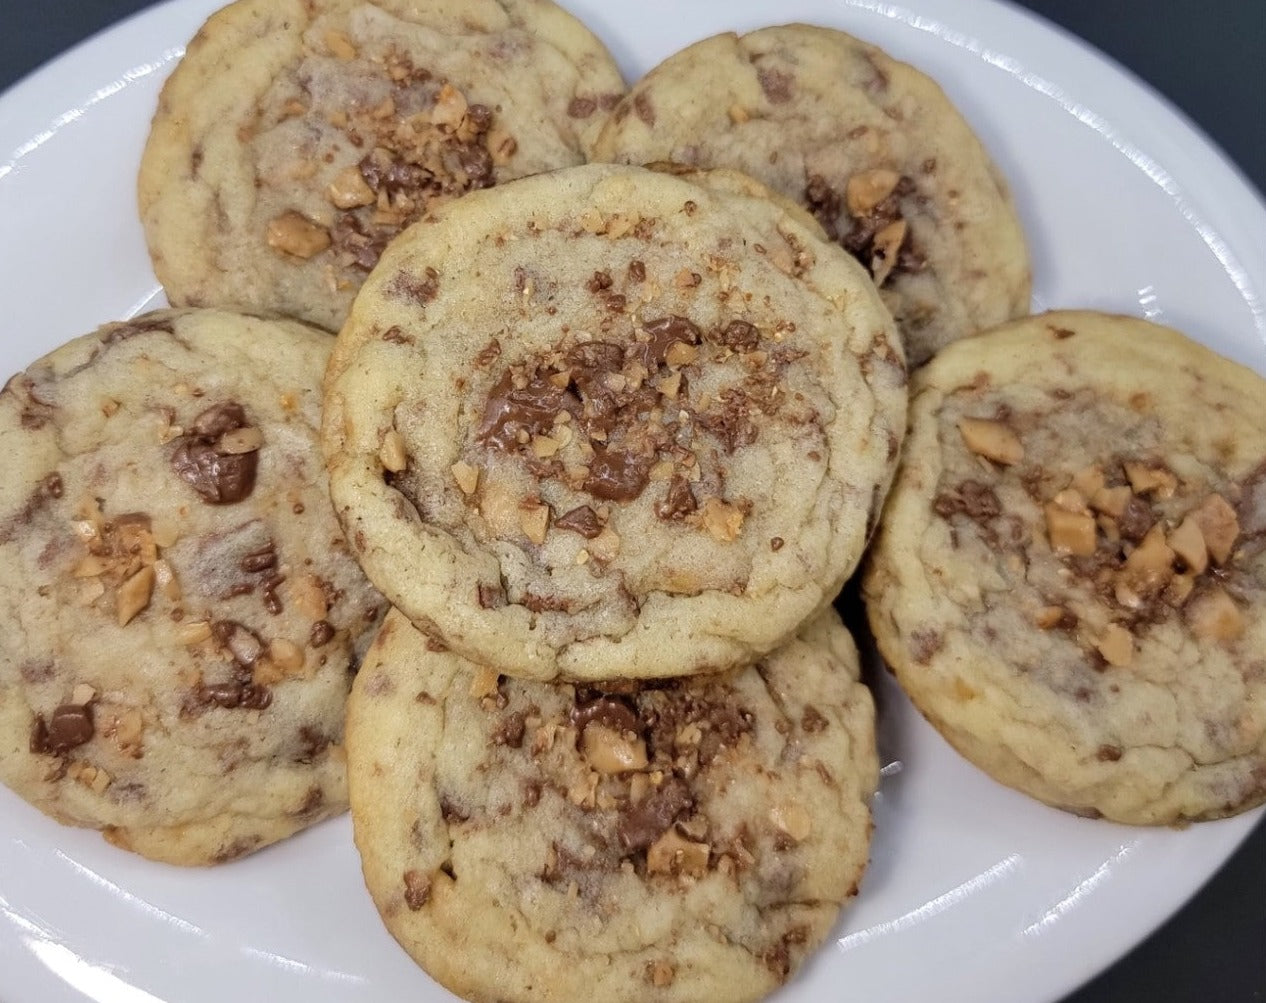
[[323, 163, 908, 681], [347, 607, 877, 1003], [138, 0, 626, 332], [0, 309, 385, 864], [863, 310, 1266, 824], [591, 25, 1031, 366]]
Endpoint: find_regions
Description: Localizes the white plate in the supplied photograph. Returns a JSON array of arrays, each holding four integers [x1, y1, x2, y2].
[[1, 2, 1263, 1002]]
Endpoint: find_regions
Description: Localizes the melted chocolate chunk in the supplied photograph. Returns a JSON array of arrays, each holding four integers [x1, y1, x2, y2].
[[617, 776, 693, 852], [656, 475, 697, 520], [169, 441, 258, 504], [30, 704, 95, 756], [554, 505, 603, 539], [583, 447, 652, 502], [634, 316, 701, 371], [477, 371, 567, 450], [170, 401, 260, 505]]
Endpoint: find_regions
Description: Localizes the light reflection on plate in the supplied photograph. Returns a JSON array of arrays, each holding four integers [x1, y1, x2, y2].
[[0, 2, 1263, 1002]]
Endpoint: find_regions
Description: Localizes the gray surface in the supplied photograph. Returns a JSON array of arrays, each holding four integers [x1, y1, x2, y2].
[[0, 1, 1262, 1002]]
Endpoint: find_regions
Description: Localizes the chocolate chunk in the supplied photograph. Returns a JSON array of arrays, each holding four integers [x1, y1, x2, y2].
[[240, 542, 277, 573], [840, 175, 917, 276], [477, 370, 567, 450], [1117, 496, 1155, 542], [492, 711, 527, 748], [697, 388, 758, 452], [617, 776, 693, 851], [331, 211, 391, 272], [297, 725, 330, 763], [309, 620, 335, 647], [554, 505, 603, 539], [170, 401, 260, 504], [586, 270, 613, 293], [571, 695, 641, 737], [801, 706, 828, 733], [455, 143, 494, 188], [804, 174, 842, 241], [403, 869, 432, 910], [933, 480, 1001, 522], [583, 446, 652, 502], [714, 320, 761, 352], [655, 476, 697, 520], [757, 67, 794, 104], [627, 260, 646, 283], [466, 104, 493, 131], [633, 93, 655, 126], [634, 316, 701, 371], [30, 703, 95, 755], [198, 682, 244, 708]]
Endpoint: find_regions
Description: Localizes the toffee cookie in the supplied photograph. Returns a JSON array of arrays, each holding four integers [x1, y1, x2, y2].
[[323, 163, 907, 681], [591, 25, 1031, 366], [139, 0, 625, 331], [864, 311, 1266, 824], [0, 309, 384, 864], [347, 608, 877, 1003]]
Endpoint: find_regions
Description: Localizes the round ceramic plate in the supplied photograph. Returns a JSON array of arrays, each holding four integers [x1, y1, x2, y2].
[[1, 1, 1263, 1001]]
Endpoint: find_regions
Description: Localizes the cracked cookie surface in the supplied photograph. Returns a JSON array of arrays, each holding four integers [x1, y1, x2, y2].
[[591, 24, 1031, 366], [139, 0, 625, 331], [0, 309, 385, 864], [322, 162, 907, 681], [347, 607, 877, 1003], [864, 310, 1266, 824]]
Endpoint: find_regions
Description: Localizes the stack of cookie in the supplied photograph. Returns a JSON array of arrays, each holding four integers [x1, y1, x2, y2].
[[322, 160, 899, 1000]]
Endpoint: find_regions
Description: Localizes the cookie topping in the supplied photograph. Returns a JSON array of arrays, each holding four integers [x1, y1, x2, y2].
[[170, 401, 261, 504], [958, 416, 1024, 466], [617, 775, 694, 851], [554, 505, 603, 538], [268, 60, 509, 277], [30, 702, 96, 756], [469, 312, 793, 541], [805, 171, 922, 286]]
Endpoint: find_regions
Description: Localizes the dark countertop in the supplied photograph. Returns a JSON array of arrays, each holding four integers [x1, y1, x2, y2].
[[0, 2, 1262, 1002]]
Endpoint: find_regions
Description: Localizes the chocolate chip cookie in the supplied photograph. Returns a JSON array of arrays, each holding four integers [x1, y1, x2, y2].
[[864, 310, 1266, 824], [0, 309, 385, 864], [323, 162, 908, 681], [139, 0, 625, 331], [591, 25, 1032, 366], [347, 607, 877, 1003]]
